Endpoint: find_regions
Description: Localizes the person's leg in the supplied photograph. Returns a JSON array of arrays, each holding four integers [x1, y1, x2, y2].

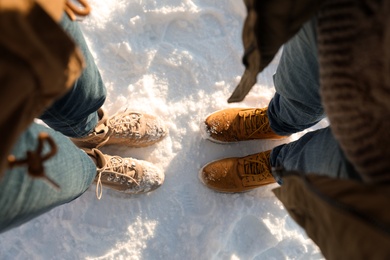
[[0, 123, 96, 233], [199, 17, 360, 193], [270, 127, 361, 182], [267, 17, 360, 181], [267, 16, 324, 136], [39, 14, 106, 138]]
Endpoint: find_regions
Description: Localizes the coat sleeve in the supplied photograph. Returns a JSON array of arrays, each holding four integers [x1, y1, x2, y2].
[[228, 0, 324, 102], [273, 174, 390, 260]]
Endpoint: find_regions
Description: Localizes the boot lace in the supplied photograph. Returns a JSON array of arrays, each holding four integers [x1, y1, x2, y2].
[[108, 112, 142, 137], [240, 152, 273, 187], [238, 109, 272, 138], [95, 156, 139, 199]]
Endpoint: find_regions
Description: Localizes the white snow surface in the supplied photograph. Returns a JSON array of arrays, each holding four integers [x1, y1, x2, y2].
[[1, 1, 327, 259]]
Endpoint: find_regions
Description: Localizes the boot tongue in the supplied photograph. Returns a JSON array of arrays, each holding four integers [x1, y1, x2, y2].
[[237, 158, 247, 177], [94, 121, 109, 135], [91, 149, 107, 170], [94, 109, 110, 135]]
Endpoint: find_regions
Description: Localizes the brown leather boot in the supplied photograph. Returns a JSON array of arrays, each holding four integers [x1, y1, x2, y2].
[[202, 107, 285, 143], [199, 150, 275, 193]]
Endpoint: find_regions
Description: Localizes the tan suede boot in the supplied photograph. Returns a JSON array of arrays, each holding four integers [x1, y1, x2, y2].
[[202, 107, 285, 143], [199, 150, 275, 193], [72, 109, 167, 149], [85, 148, 164, 199]]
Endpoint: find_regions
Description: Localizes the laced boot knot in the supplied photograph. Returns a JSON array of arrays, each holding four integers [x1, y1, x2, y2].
[[108, 112, 142, 138], [238, 108, 272, 138], [240, 151, 273, 187], [95, 156, 140, 199]]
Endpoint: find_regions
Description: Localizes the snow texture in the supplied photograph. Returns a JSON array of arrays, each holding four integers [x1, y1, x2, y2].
[[0, 0, 327, 259]]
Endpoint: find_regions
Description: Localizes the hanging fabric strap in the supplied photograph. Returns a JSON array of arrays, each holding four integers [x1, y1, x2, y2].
[[65, 0, 91, 21]]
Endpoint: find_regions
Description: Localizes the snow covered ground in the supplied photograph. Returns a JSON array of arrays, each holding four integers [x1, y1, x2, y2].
[[0, 0, 326, 259]]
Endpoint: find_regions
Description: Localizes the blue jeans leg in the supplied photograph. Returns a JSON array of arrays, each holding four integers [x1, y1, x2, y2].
[[267, 16, 324, 136], [270, 127, 358, 180], [267, 17, 360, 180], [0, 14, 104, 233], [39, 14, 106, 138], [0, 124, 96, 234]]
